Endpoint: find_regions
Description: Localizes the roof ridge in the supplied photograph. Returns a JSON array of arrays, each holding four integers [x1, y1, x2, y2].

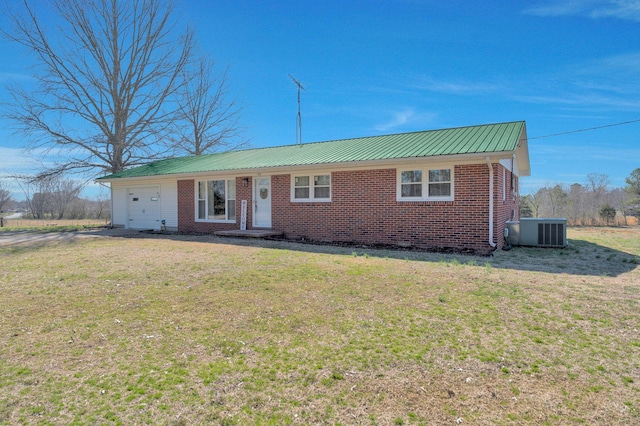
[[207, 120, 526, 156]]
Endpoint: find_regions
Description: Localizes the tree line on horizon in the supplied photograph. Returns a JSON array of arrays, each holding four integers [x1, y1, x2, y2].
[[0, 176, 109, 222], [519, 169, 640, 226]]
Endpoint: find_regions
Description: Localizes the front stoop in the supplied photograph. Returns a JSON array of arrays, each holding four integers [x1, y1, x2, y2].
[[214, 229, 283, 238]]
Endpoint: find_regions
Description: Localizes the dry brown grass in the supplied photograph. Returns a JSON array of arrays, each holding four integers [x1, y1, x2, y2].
[[1, 227, 639, 425], [0, 218, 109, 229]]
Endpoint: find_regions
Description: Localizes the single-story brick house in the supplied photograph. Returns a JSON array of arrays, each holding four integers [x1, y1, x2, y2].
[[97, 120, 530, 253]]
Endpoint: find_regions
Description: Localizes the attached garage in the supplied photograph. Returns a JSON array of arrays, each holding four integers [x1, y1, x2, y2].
[[126, 186, 161, 230], [107, 179, 178, 231]]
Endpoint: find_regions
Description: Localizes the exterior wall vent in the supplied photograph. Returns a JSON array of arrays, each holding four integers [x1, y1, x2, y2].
[[505, 218, 567, 248]]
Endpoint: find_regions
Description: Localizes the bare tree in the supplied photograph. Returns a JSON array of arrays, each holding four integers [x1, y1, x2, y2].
[[609, 188, 630, 225], [586, 173, 610, 196], [15, 175, 48, 219], [173, 55, 245, 156], [14, 174, 84, 219], [47, 176, 85, 219], [568, 183, 586, 225], [65, 199, 86, 219], [585, 173, 610, 222], [92, 195, 111, 220], [0, 180, 13, 213], [526, 192, 541, 218], [2, 0, 194, 177]]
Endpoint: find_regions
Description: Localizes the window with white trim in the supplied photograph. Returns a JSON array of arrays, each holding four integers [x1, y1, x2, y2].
[[196, 179, 236, 222], [292, 173, 331, 202], [400, 170, 422, 197], [397, 167, 453, 201]]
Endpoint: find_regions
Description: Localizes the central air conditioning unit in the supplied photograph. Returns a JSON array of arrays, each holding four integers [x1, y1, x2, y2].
[[505, 218, 567, 248]]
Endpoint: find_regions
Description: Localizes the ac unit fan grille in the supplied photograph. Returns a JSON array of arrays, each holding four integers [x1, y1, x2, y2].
[[538, 223, 564, 246]]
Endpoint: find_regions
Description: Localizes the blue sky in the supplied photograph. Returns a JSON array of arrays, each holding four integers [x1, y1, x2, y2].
[[1, 0, 639, 200]]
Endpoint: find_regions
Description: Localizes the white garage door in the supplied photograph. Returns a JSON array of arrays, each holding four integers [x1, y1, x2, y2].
[[127, 186, 161, 230]]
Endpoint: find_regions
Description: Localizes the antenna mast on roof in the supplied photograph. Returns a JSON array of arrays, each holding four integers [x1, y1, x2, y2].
[[289, 74, 305, 146]]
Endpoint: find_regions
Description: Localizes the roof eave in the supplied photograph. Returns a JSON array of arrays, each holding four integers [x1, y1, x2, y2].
[[515, 125, 531, 177], [95, 150, 525, 183]]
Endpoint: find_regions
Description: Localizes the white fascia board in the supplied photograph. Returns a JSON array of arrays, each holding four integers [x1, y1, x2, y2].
[[97, 151, 522, 182], [515, 126, 531, 177]]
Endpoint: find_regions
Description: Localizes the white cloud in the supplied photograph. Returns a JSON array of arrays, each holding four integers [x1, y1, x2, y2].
[[524, 0, 601, 17], [410, 75, 500, 95], [0, 147, 107, 201], [0, 147, 37, 200], [513, 92, 640, 110], [588, 0, 640, 20], [0, 146, 40, 175], [524, 0, 640, 21], [374, 107, 437, 132], [574, 52, 640, 81], [0, 72, 34, 83], [512, 51, 640, 111]]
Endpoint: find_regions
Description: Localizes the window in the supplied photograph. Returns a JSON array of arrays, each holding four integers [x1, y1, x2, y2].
[[197, 179, 236, 222], [400, 170, 422, 198], [397, 167, 453, 201], [428, 169, 451, 197], [294, 176, 310, 199], [292, 173, 331, 202], [314, 175, 330, 198]]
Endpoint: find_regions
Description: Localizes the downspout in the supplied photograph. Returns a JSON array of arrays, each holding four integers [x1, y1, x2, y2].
[[486, 158, 496, 248]]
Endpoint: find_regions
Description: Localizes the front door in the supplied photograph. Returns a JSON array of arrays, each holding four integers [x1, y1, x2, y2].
[[253, 177, 272, 228]]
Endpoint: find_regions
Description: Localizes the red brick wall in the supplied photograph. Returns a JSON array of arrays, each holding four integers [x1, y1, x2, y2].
[[177, 178, 253, 234], [494, 164, 519, 248], [177, 163, 516, 253], [271, 165, 490, 252]]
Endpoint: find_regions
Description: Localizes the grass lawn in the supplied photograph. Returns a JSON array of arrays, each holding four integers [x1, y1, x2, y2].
[[1, 227, 639, 425]]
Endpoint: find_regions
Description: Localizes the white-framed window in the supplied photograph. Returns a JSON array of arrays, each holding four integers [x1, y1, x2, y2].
[[292, 173, 331, 202], [400, 170, 423, 198], [397, 167, 454, 201], [196, 179, 236, 222]]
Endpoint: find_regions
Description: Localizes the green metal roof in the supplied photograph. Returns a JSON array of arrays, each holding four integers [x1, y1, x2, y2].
[[98, 121, 526, 180]]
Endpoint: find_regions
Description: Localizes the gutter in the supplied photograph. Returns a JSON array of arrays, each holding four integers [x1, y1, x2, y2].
[[486, 157, 496, 248], [95, 152, 519, 183]]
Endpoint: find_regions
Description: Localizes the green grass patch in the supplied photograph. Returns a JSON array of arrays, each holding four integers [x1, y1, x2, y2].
[[0, 227, 638, 424]]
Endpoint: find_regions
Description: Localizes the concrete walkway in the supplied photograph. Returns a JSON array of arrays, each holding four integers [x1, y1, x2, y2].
[[214, 229, 284, 238]]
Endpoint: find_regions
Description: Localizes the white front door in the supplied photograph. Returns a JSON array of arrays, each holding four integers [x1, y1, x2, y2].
[[253, 177, 272, 228], [127, 186, 161, 230]]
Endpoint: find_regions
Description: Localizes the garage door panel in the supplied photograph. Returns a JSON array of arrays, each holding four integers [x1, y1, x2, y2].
[[127, 186, 161, 230]]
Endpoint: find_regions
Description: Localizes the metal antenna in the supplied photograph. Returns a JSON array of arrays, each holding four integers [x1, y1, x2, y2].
[[289, 74, 304, 146]]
